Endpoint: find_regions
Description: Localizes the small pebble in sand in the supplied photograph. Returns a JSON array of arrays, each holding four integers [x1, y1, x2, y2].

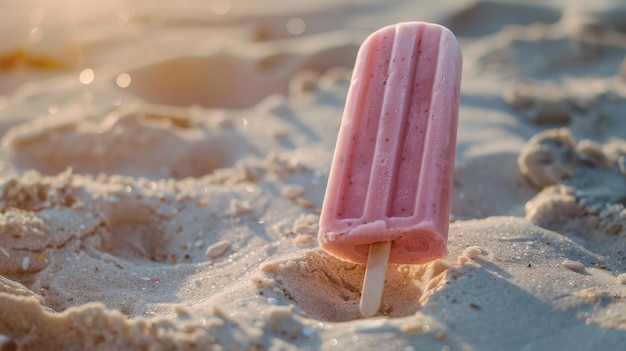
[[292, 213, 319, 236], [295, 197, 315, 208], [281, 184, 306, 200], [462, 246, 485, 260], [289, 70, 318, 96], [561, 259, 586, 272], [22, 256, 30, 271], [205, 240, 232, 258], [292, 234, 313, 244], [229, 199, 251, 215], [617, 273, 626, 285], [250, 275, 275, 288], [196, 199, 210, 207], [101, 253, 117, 264], [400, 321, 431, 334]]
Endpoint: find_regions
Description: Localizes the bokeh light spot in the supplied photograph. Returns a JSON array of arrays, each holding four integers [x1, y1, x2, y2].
[[116, 73, 132, 88], [79, 69, 95, 85], [286, 18, 305, 35]]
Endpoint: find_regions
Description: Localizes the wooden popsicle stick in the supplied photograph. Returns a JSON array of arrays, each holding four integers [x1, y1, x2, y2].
[[359, 241, 391, 318]]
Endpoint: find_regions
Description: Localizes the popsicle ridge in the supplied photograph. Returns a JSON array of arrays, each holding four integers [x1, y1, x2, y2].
[[383, 23, 437, 219], [319, 22, 462, 265], [334, 25, 396, 220]]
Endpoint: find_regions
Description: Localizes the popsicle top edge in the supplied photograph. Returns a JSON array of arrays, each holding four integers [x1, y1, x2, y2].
[[358, 22, 462, 61]]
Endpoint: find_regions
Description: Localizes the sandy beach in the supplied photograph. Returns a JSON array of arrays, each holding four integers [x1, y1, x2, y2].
[[1, 0, 625, 350]]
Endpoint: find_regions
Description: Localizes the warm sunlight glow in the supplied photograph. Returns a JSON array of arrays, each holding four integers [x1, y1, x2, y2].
[[211, 0, 231, 15], [116, 73, 132, 88], [79, 68, 94, 84]]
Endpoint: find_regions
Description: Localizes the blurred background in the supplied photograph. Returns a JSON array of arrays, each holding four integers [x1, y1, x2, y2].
[[0, 0, 463, 105]]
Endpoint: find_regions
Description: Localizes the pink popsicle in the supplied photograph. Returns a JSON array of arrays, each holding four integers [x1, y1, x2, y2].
[[318, 22, 462, 265], [318, 21, 461, 317]]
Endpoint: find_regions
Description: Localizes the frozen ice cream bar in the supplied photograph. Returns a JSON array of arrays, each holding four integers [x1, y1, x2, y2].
[[317, 22, 462, 316], [319, 22, 462, 265]]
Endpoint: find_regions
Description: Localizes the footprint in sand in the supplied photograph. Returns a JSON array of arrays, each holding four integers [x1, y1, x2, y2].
[[1, 102, 247, 179], [0, 170, 255, 315], [0, 156, 323, 316], [258, 248, 482, 322], [126, 33, 359, 109]]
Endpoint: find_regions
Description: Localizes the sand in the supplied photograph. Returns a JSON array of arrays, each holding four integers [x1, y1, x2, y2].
[[1, 0, 626, 350]]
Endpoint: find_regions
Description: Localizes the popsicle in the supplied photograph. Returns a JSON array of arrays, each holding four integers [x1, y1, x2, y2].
[[317, 22, 462, 317]]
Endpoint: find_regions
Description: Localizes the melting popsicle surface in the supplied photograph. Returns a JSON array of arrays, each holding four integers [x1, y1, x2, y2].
[[318, 22, 462, 265]]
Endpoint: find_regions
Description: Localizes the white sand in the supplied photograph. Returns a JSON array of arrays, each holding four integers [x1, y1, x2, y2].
[[1, 0, 626, 350]]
